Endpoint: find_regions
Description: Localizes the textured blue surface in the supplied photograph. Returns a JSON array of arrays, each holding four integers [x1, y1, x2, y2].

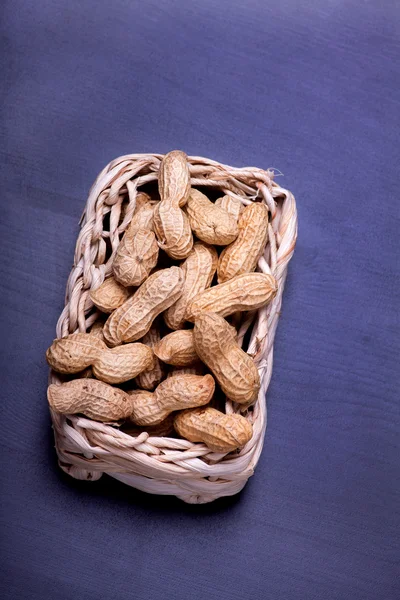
[[1, 1, 399, 599]]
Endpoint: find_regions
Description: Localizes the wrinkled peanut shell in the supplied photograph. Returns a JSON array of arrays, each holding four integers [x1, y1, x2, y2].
[[135, 325, 166, 390], [129, 374, 215, 426], [113, 229, 159, 287], [186, 272, 277, 321], [48, 379, 134, 422], [154, 330, 198, 366], [186, 189, 239, 246], [174, 407, 253, 452], [90, 277, 131, 314], [164, 242, 218, 330], [218, 202, 269, 283], [193, 312, 260, 404], [103, 267, 185, 346]]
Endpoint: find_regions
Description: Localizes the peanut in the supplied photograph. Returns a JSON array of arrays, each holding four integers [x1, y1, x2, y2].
[[153, 200, 193, 260], [185, 189, 239, 245], [193, 312, 260, 404], [186, 272, 277, 321], [164, 242, 218, 330], [158, 150, 191, 208], [217, 202, 269, 282], [119, 192, 150, 226], [154, 151, 193, 259], [174, 407, 252, 452], [123, 411, 175, 437], [125, 201, 158, 237], [78, 321, 106, 378], [129, 374, 215, 426], [89, 319, 106, 339], [46, 333, 154, 383], [113, 229, 159, 287], [167, 362, 206, 378], [46, 333, 107, 374], [47, 379, 134, 421], [215, 195, 244, 221], [90, 277, 130, 314], [103, 267, 185, 346], [155, 321, 235, 368], [135, 325, 166, 390], [133, 191, 152, 213], [154, 330, 198, 366], [92, 344, 154, 384]]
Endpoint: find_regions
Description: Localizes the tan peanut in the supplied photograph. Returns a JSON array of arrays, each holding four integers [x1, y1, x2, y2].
[[89, 319, 106, 339], [215, 195, 244, 221], [133, 192, 152, 213], [125, 201, 158, 237], [78, 321, 106, 378], [113, 229, 159, 287], [154, 330, 198, 366], [120, 191, 150, 225], [167, 362, 206, 378], [103, 267, 185, 346], [92, 344, 154, 384], [90, 277, 130, 314], [48, 379, 134, 421], [158, 150, 191, 207], [135, 325, 166, 390], [193, 312, 260, 404], [217, 202, 269, 282], [155, 321, 235, 368], [46, 332, 154, 383], [153, 200, 193, 260], [123, 411, 175, 437], [129, 374, 215, 426], [164, 242, 218, 330], [46, 333, 107, 374], [185, 189, 239, 245], [154, 151, 193, 259], [174, 407, 252, 452], [186, 272, 277, 321]]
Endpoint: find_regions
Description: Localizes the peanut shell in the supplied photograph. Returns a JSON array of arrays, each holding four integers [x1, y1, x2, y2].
[[92, 343, 154, 384], [186, 189, 239, 245], [46, 333, 107, 374], [186, 272, 277, 321], [123, 410, 175, 437], [90, 277, 130, 314], [193, 312, 260, 404], [124, 201, 158, 238], [167, 362, 206, 378], [47, 379, 134, 421], [135, 325, 166, 390], [154, 330, 198, 367], [103, 267, 185, 346], [153, 201, 193, 260], [218, 202, 269, 282], [215, 195, 244, 221], [158, 150, 191, 207], [129, 374, 215, 426], [113, 229, 159, 287], [164, 242, 218, 330], [174, 407, 252, 452]]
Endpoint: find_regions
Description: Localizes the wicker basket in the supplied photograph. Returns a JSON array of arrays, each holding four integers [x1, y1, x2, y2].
[[49, 153, 297, 504]]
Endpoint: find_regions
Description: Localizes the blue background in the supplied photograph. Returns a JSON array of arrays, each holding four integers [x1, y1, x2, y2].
[[1, 1, 399, 598]]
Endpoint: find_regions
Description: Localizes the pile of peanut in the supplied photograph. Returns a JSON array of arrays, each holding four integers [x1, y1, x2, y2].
[[47, 151, 277, 454]]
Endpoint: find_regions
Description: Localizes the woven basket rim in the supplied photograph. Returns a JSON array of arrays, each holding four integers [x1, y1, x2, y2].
[[49, 152, 298, 504]]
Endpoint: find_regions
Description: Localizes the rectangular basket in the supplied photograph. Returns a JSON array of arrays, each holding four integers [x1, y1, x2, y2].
[[49, 153, 297, 504]]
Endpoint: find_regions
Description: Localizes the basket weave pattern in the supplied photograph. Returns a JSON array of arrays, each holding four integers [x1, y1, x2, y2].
[[49, 153, 297, 504]]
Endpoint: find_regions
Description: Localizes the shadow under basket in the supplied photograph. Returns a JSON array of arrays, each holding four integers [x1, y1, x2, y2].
[[49, 153, 298, 504]]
